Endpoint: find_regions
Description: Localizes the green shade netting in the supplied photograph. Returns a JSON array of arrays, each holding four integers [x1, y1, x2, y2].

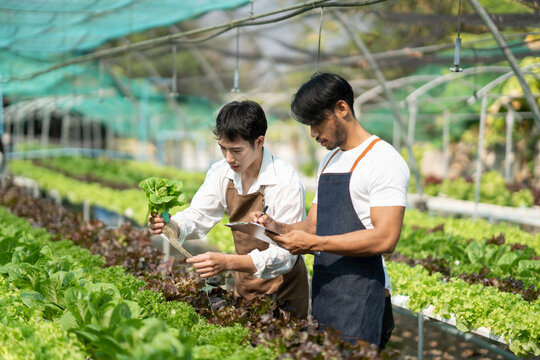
[[1, 51, 218, 138], [0, 51, 115, 96], [0, 1, 250, 138], [0, 0, 248, 55]]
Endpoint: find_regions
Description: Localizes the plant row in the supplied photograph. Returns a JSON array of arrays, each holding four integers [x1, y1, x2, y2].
[[28, 156, 539, 208], [206, 208, 540, 298], [396, 212, 539, 292], [202, 208, 540, 355], [8, 159, 275, 257], [0, 206, 273, 360], [403, 209, 540, 254], [6, 160, 540, 356], [0, 180, 393, 360], [409, 170, 536, 207], [388, 261, 540, 357], [32, 157, 205, 198], [14, 158, 539, 252], [7, 158, 539, 287]]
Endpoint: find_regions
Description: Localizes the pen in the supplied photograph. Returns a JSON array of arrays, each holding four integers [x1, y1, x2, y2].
[[258, 205, 268, 220]]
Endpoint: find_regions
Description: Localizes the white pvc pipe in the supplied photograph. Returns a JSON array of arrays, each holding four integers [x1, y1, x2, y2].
[[418, 313, 424, 360], [504, 110, 514, 182], [407, 100, 417, 149], [393, 115, 401, 149], [83, 120, 92, 149], [83, 200, 90, 222], [0, 74, 3, 137], [473, 96, 488, 221], [443, 110, 450, 179], [61, 114, 71, 148]]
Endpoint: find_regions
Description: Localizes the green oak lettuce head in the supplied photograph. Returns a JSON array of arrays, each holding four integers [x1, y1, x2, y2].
[[138, 177, 185, 215]]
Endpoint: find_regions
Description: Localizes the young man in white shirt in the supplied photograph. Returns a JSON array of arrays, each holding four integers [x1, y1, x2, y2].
[[254, 73, 410, 348], [148, 100, 309, 317]]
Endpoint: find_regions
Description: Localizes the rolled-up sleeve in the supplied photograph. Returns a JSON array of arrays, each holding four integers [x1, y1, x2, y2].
[[249, 168, 305, 279], [171, 165, 226, 243]]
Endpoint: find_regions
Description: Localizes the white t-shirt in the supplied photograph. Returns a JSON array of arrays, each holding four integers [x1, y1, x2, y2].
[[313, 135, 410, 292], [171, 147, 306, 279]]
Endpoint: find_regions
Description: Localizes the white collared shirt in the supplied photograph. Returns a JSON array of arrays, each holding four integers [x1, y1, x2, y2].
[[171, 147, 306, 279]]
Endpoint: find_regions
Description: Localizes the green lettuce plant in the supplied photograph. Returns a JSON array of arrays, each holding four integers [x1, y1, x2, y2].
[[138, 177, 185, 222]]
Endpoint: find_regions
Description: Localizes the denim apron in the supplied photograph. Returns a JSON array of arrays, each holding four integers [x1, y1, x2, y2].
[[311, 138, 385, 345]]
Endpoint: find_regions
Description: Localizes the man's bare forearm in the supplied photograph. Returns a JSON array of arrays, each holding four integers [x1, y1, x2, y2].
[[278, 219, 316, 235]]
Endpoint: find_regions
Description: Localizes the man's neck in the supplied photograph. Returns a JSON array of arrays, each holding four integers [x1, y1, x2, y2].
[[241, 149, 263, 194], [341, 120, 371, 151]]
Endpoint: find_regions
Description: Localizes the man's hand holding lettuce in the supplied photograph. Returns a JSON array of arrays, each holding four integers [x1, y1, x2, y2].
[[139, 177, 185, 221], [140, 177, 192, 257]]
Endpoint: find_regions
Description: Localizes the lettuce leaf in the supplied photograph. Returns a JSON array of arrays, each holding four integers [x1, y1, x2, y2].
[[138, 177, 185, 216]]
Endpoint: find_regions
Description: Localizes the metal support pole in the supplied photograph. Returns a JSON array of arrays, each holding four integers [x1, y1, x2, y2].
[[443, 110, 450, 179], [49, 189, 61, 205], [332, 10, 424, 195], [83, 120, 92, 149], [157, 137, 165, 165], [0, 74, 4, 137], [83, 200, 90, 222], [407, 100, 417, 148], [106, 121, 114, 151], [93, 121, 102, 149], [473, 96, 488, 221], [393, 113, 401, 149], [32, 182, 39, 198], [16, 115, 24, 151], [41, 112, 51, 148], [162, 235, 170, 262], [467, 0, 540, 128], [418, 313, 424, 360], [504, 110, 514, 182], [27, 113, 35, 145], [74, 116, 81, 148], [138, 82, 149, 161], [61, 114, 71, 148]]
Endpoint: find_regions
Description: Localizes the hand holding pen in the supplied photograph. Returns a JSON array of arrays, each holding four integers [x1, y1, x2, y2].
[[257, 205, 268, 221], [253, 205, 282, 237], [254, 205, 271, 226]]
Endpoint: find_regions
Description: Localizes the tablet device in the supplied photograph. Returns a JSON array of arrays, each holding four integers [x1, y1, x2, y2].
[[225, 222, 282, 247]]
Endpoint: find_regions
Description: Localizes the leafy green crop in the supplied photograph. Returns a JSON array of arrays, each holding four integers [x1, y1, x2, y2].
[[205, 215, 235, 254], [0, 205, 281, 360], [31, 156, 205, 202], [388, 262, 540, 357], [420, 171, 534, 207], [138, 177, 185, 220], [395, 227, 539, 289], [8, 160, 193, 225], [0, 276, 87, 360], [403, 209, 540, 253]]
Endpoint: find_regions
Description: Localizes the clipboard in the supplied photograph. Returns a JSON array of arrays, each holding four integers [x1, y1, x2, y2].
[[225, 222, 282, 247]]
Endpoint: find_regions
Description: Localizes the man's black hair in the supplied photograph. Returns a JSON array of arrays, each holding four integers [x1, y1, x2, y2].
[[291, 72, 355, 126], [213, 100, 267, 145]]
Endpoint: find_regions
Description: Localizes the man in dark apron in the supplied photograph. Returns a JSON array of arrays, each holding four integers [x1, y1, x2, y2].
[[255, 73, 409, 348], [148, 100, 309, 317]]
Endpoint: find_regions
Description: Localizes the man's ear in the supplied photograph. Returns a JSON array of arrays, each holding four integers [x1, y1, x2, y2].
[[334, 100, 352, 121], [255, 135, 265, 149], [334, 100, 349, 114]]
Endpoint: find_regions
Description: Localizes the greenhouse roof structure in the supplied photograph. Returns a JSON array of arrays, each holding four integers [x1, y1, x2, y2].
[[0, 0, 248, 55], [0, 0, 538, 143], [0, 0, 251, 137]]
